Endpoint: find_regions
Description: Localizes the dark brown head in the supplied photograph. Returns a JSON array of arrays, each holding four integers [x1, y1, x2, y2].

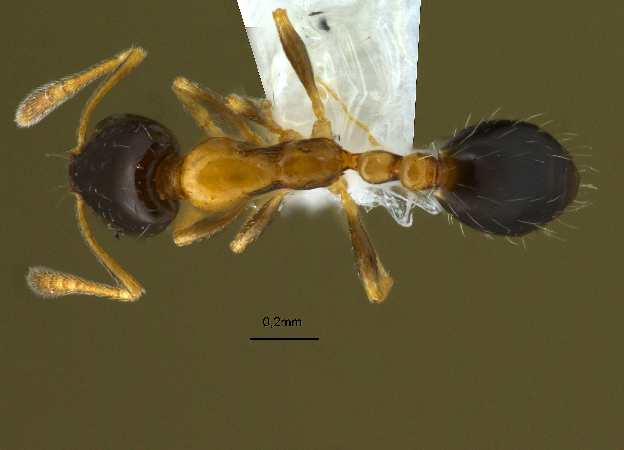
[[435, 120, 580, 236], [69, 114, 180, 237]]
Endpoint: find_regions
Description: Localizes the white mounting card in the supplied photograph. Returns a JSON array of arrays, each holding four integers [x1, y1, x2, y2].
[[236, 0, 442, 225]]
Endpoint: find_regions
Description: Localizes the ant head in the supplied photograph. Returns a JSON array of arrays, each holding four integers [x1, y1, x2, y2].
[[69, 114, 180, 237], [435, 120, 580, 236]]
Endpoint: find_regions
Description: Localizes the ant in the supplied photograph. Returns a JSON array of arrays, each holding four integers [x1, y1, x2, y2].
[[14, 9, 579, 304]]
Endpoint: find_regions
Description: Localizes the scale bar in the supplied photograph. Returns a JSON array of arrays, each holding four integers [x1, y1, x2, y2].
[[250, 337, 319, 341]]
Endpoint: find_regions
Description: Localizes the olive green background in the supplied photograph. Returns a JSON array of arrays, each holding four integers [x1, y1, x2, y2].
[[1, 0, 622, 449]]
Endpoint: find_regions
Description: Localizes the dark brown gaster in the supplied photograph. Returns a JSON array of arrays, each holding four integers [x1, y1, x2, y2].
[[436, 120, 580, 236]]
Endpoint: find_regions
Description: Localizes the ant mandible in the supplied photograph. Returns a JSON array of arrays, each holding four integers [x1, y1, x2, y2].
[[15, 9, 579, 304]]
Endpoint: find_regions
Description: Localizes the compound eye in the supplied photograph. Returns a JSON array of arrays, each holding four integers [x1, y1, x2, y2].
[[69, 114, 180, 237], [436, 120, 580, 236]]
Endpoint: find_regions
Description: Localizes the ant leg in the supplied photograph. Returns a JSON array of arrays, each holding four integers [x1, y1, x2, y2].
[[317, 79, 381, 147], [173, 202, 247, 247], [15, 46, 145, 130], [230, 190, 289, 254], [272, 9, 332, 139], [224, 94, 302, 142], [172, 77, 229, 138], [330, 178, 393, 303], [172, 77, 265, 145], [27, 195, 144, 301]]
